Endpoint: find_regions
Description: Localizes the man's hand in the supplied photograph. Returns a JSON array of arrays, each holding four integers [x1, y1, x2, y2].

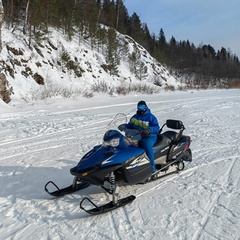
[[141, 129, 151, 137], [118, 124, 127, 131]]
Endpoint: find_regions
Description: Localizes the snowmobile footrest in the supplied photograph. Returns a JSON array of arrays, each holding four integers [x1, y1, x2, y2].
[[45, 181, 90, 197], [80, 195, 136, 215]]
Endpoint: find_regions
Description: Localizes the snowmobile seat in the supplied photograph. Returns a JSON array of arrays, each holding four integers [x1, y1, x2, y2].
[[153, 131, 179, 150], [162, 131, 179, 142]]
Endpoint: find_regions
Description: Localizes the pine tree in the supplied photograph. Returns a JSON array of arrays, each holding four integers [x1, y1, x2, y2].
[[158, 28, 166, 47], [101, 0, 115, 28], [157, 28, 167, 62], [106, 28, 119, 76], [128, 12, 143, 43], [115, 0, 129, 34]]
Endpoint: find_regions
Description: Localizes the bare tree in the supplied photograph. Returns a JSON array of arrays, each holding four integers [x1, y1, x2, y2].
[[0, 0, 4, 53], [23, 0, 30, 35]]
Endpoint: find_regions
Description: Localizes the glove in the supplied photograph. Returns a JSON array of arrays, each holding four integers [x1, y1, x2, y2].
[[141, 129, 151, 137]]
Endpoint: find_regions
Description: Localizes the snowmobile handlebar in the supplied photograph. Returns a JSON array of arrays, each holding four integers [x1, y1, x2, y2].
[[118, 124, 142, 141]]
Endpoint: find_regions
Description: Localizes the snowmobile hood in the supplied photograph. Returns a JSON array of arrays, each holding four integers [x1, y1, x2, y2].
[[75, 145, 145, 171]]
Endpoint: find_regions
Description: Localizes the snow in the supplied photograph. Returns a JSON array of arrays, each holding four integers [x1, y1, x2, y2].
[[0, 89, 240, 240], [1, 24, 179, 103]]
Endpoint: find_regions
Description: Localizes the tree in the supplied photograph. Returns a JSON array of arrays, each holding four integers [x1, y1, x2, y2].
[[202, 44, 216, 59], [114, 0, 129, 34], [167, 36, 177, 65], [128, 12, 143, 43], [105, 28, 119, 76], [217, 47, 227, 61], [0, 0, 3, 52], [100, 0, 115, 28], [128, 42, 147, 80], [158, 28, 166, 47], [2, 0, 26, 31], [156, 28, 167, 62], [142, 23, 154, 53]]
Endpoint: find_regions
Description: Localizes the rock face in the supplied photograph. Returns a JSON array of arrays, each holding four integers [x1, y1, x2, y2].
[[0, 73, 11, 103]]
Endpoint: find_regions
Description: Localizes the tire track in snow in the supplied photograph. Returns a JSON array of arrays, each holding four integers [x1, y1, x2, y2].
[[108, 211, 122, 240], [0, 125, 103, 161], [107, 201, 144, 239], [0, 112, 115, 162], [191, 156, 238, 240], [135, 153, 239, 199]]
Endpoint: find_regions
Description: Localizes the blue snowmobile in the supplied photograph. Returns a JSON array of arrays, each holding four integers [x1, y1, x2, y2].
[[45, 113, 192, 215]]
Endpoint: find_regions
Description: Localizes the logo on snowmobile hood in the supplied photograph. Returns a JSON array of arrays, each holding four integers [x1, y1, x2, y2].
[[126, 155, 149, 169], [101, 155, 116, 166]]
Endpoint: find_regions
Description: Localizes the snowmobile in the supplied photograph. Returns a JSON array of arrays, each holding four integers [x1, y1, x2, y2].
[[45, 113, 192, 215]]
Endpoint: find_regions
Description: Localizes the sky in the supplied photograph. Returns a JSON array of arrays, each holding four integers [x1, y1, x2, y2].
[[124, 0, 240, 58]]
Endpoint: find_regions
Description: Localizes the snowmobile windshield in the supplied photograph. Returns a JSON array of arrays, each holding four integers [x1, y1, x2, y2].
[[106, 113, 127, 130], [102, 113, 140, 148], [102, 130, 125, 148]]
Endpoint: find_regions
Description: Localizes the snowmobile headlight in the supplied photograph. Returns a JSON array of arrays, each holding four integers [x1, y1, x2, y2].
[[102, 138, 120, 148]]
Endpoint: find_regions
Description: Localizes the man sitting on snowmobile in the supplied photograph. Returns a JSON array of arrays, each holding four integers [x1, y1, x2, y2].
[[126, 101, 160, 173]]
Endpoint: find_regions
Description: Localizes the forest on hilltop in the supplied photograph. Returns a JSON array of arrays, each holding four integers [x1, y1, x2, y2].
[[1, 0, 240, 88]]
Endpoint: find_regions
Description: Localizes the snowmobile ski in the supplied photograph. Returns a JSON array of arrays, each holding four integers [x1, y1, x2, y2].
[[45, 178, 90, 197], [80, 195, 136, 215]]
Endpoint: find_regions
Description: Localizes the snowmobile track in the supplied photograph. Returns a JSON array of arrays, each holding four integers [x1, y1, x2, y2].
[[192, 156, 238, 240]]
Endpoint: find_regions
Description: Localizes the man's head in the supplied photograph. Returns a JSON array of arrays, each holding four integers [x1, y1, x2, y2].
[[137, 100, 148, 115]]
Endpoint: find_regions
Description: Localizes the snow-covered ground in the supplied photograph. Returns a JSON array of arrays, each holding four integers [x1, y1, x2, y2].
[[0, 89, 240, 240]]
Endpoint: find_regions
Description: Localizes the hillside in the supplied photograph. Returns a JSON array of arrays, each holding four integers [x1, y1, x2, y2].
[[0, 24, 179, 104]]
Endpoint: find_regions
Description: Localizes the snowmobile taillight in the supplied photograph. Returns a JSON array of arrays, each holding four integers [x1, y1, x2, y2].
[[184, 145, 188, 150], [82, 172, 88, 177]]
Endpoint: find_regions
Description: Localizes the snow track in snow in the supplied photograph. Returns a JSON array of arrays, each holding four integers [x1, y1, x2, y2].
[[1, 89, 240, 240], [192, 156, 239, 240]]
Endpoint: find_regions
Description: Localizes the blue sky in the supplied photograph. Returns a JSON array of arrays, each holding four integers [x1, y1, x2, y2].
[[124, 0, 240, 57]]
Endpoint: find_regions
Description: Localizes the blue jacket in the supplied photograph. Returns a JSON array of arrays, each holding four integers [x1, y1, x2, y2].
[[127, 108, 160, 136]]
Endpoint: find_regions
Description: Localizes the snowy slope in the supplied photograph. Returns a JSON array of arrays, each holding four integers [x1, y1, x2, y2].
[[1, 25, 178, 103], [0, 89, 240, 240]]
